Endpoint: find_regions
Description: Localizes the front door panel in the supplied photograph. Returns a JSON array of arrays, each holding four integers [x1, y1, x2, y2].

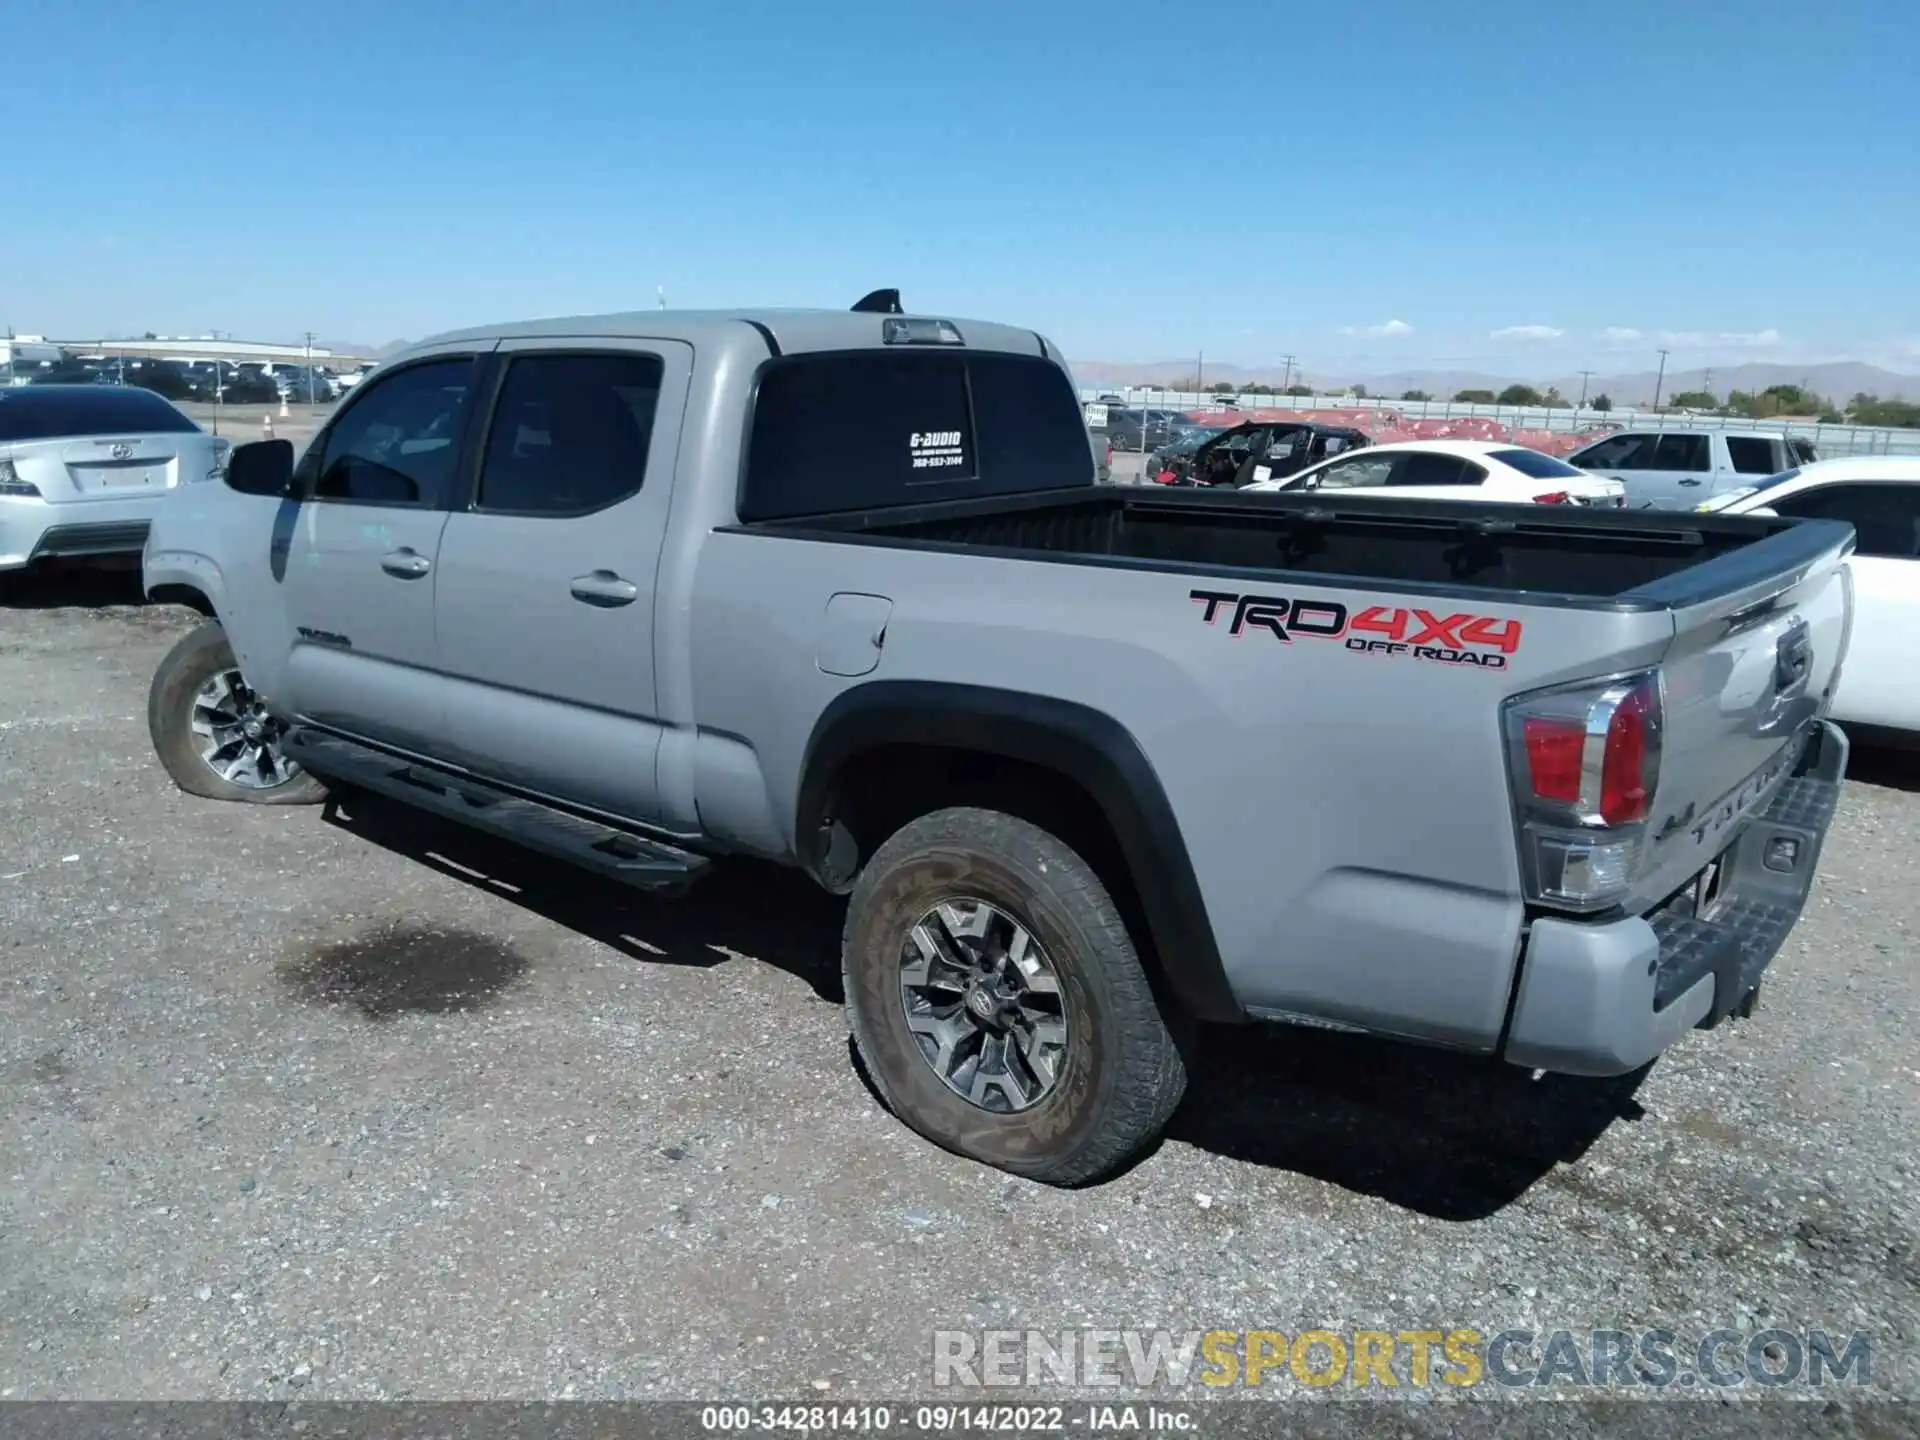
[[276, 351, 481, 751]]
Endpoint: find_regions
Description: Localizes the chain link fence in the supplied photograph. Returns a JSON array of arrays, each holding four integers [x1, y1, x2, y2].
[[1079, 388, 1920, 460]]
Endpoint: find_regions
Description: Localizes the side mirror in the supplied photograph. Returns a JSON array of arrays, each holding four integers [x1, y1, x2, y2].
[[226, 439, 294, 498]]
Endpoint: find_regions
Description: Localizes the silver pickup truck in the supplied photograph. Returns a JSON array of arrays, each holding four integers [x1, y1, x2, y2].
[[141, 292, 1855, 1186]]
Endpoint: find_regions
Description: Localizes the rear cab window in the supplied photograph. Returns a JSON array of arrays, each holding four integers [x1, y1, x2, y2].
[[741, 349, 1092, 522], [0, 387, 200, 441]]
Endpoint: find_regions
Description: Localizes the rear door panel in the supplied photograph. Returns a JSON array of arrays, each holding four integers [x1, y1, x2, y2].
[[433, 339, 693, 823]]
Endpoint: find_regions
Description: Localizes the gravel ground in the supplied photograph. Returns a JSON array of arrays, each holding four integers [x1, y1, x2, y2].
[[0, 572, 1915, 1419]]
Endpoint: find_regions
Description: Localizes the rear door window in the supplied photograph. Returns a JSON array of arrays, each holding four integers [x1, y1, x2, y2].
[[1651, 433, 1711, 471], [475, 353, 663, 515], [742, 350, 1090, 521], [1726, 436, 1779, 475]]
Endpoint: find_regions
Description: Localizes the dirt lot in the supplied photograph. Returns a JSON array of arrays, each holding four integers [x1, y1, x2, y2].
[[1, 574, 1916, 1413]]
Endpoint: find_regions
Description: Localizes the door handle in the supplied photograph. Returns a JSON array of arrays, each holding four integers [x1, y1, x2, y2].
[[380, 547, 432, 578], [1679, 478, 1702, 487], [570, 569, 639, 607]]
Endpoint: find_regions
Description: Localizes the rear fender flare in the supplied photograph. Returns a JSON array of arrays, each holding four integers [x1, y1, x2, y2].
[[796, 680, 1244, 1023]]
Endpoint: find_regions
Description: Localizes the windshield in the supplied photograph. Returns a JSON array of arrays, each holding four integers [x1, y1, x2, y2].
[[1491, 447, 1587, 480], [1742, 466, 1805, 493], [1164, 426, 1226, 453]]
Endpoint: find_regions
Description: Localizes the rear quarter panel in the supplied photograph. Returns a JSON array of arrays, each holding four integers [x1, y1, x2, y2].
[[688, 533, 1681, 1051]]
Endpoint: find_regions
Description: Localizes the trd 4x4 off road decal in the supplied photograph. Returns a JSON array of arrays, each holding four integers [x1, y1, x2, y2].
[[1190, 590, 1522, 670]]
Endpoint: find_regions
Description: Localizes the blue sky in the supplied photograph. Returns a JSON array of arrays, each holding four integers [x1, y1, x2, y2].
[[5, 0, 1915, 376]]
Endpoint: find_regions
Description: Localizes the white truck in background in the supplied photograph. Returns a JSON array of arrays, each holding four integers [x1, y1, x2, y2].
[[1568, 428, 1819, 509]]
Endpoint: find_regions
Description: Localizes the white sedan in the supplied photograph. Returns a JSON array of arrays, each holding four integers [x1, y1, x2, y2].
[[1700, 455, 1920, 736], [1243, 439, 1626, 506]]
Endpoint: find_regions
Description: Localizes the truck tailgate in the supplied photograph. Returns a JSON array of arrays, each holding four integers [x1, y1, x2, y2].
[[1623, 522, 1852, 911]]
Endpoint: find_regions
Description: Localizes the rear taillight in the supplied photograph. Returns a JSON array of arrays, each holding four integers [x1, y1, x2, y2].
[[0, 458, 39, 498], [1532, 491, 1572, 505], [1599, 683, 1653, 824], [1522, 716, 1584, 804], [1503, 671, 1663, 909]]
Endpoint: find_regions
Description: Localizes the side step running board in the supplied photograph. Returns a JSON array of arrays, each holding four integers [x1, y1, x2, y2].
[[283, 728, 710, 893]]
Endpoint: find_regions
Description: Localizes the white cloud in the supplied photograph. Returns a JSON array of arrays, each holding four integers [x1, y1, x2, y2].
[[1600, 325, 1782, 350], [1335, 319, 1413, 338], [1655, 328, 1782, 349], [1490, 324, 1564, 341]]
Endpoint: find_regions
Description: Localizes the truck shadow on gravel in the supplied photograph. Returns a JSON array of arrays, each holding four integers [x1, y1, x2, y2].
[[320, 792, 1647, 1217], [319, 793, 847, 1003], [0, 563, 148, 610], [1165, 1025, 1651, 1221], [1841, 736, 1920, 794]]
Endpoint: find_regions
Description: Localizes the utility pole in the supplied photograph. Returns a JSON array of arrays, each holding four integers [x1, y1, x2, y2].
[[303, 330, 316, 406], [1576, 370, 1594, 408], [1652, 349, 1670, 411], [1279, 354, 1297, 393], [658, 287, 667, 310], [1196, 349, 1203, 399]]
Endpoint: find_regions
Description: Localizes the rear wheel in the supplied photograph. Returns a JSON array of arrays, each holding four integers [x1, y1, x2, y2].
[[148, 622, 326, 805], [842, 807, 1187, 1186]]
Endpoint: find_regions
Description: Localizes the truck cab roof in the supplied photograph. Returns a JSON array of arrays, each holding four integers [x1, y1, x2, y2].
[[416, 308, 1060, 365]]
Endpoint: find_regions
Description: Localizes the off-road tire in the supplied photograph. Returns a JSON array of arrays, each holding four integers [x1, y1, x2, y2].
[[843, 806, 1187, 1186], [148, 622, 327, 805]]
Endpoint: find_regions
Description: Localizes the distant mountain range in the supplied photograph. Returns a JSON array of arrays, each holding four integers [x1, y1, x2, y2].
[[314, 339, 411, 360], [1070, 359, 1920, 405]]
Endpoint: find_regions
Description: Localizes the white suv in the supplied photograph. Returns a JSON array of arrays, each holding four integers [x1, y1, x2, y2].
[[1566, 428, 1818, 509]]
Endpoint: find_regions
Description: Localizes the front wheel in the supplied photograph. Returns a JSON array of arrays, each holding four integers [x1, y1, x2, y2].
[[147, 622, 326, 804], [842, 807, 1187, 1186]]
